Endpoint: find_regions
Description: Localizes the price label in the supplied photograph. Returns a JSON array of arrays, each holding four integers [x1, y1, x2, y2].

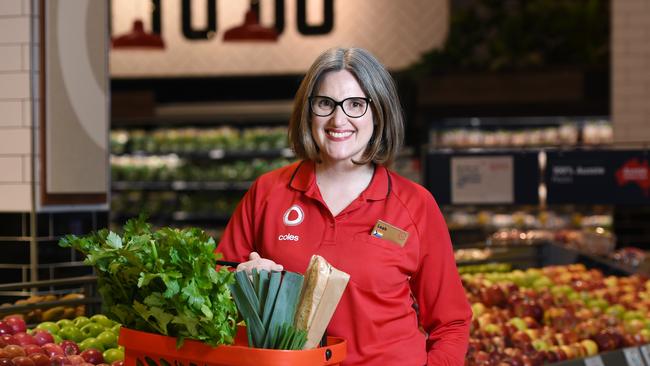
[[450, 156, 514, 204], [640, 344, 650, 366], [584, 355, 605, 366], [281, 148, 295, 158], [172, 181, 187, 190], [624, 347, 645, 366], [209, 149, 225, 159]]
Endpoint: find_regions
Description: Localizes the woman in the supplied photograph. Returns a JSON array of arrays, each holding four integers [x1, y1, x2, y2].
[[218, 47, 471, 365]]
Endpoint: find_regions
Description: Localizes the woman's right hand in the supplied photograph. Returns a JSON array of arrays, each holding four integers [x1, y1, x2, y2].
[[236, 252, 284, 273]]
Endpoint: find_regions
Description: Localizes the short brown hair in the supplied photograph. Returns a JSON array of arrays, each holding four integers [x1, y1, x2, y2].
[[288, 48, 404, 167]]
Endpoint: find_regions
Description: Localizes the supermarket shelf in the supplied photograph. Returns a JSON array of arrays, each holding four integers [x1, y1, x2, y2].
[[112, 148, 294, 160], [0, 236, 63, 242], [112, 181, 253, 191], [172, 212, 232, 222], [111, 212, 232, 224], [0, 296, 101, 317], [456, 243, 545, 268], [113, 100, 293, 127], [0, 276, 101, 316], [543, 243, 642, 276], [552, 345, 650, 366], [453, 242, 647, 275]]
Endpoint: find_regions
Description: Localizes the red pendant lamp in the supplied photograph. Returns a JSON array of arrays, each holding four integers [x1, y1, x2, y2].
[[223, 6, 278, 42], [112, 19, 165, 49]]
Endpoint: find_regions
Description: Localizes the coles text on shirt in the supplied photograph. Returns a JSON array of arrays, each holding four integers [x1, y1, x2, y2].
[[283, 204, 304, 226], [278, 234, 300, 241], [370, 220, 409, 247]]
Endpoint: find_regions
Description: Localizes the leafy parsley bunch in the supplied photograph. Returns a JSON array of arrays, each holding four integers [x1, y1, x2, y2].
[[59, 216, 237, 347]]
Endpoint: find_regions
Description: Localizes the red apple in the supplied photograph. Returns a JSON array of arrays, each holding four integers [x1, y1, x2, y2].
[[49, 355, 71, 366], [9, 357, 34, 366], [110, 361, 123, 366], [0, 334, 18, 346], [80, 349, 104, 365], [12, 333, 37, 346], [26, 354, 48, 366], [41, 343, 64, 358], [30, 332, 53, 347], [0, 358, 15, 366], [20, 345, 43, 356], [3, 316, 26, 334], [480, 285, 507, 308], [592, 331, 618, 352], [60, 341, 80, 356], [67, 355, 85, 365], [2, 346, 25, 359], [0, 321, 13, 335]]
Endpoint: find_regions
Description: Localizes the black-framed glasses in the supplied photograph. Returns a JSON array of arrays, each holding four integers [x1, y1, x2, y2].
[[309, 96, 372, 118]]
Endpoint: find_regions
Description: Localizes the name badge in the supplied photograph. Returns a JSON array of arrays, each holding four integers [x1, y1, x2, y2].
[[370, 220, 409, 247]]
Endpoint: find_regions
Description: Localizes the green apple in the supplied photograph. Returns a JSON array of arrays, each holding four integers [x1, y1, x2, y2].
[[532, 339, 549, 351], [102, 348, 124, 364], [111, 323, 121, 334], [96, 330, 118, 349], [483, 323, 499, 335], [605, 304, 625, 319], [580, 339, 598, 356], [622, 310, 644, 322], [35, 321, 60, 334], [73, 316, 91, 328], [81, 322, 104, 338], [640, 328, 650, 343], [90, 314, 115, 328], [508, 317, 527, 331], [59, 325, 84, 343], [79, 337, 105, 352], [624, 318, 645, 334], [531, 277, 552, 290], [56, 319, 74, 329], [471, 303, 486, 318]]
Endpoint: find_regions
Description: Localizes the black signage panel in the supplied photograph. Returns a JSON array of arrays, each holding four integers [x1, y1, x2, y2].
[[424, 151, 540, 205], [545, 150, 650, 205]]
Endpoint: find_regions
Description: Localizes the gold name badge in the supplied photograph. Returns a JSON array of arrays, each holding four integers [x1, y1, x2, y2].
[[370, 220, 409, 247]]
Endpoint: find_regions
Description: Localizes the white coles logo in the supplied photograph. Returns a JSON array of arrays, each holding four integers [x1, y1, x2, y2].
[[278, 234, 299, 241], [283, 204, 304, 226]]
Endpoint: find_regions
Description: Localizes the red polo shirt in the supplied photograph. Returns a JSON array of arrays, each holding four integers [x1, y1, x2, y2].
[[218, 160, 471, 366]]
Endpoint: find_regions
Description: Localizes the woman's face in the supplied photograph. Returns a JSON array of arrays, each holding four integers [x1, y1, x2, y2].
[[310, 70, 374, 166]]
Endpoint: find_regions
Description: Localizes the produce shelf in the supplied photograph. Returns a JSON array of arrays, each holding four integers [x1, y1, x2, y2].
[[111, 213, 232, 224], [551, 345, 650, 366], [112, 181, 253, 191], [0, 276, 101, 319], [112, 148, 294, 160]]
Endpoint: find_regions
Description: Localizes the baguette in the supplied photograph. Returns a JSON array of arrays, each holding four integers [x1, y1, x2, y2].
[[294, 255, 329, 331]]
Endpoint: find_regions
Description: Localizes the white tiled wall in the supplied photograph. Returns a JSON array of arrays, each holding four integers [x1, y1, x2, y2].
[[612, 0, 650, 143], [0, 0, 33, 211]]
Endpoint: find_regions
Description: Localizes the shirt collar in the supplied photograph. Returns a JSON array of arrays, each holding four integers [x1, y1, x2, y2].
[[289, 160, 390, 201]]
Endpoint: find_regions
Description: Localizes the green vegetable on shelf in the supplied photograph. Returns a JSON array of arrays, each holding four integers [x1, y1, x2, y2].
[[58, 215, 238, 347]]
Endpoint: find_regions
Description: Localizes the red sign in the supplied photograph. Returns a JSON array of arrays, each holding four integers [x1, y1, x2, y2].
[[615, 158, 650, 196]]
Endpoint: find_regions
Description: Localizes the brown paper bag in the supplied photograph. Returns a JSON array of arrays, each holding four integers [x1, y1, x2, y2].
[[294, 255, 330, 331], [294, 255, 350, 349]]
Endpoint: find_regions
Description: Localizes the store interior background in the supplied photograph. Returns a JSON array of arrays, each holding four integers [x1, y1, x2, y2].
[[3, 1, 650, 364], [1, 0, 650, 305]]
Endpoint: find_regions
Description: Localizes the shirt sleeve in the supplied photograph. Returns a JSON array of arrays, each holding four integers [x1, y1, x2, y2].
[[216, 180, 259, 263], [409, 192, 472, 366]]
